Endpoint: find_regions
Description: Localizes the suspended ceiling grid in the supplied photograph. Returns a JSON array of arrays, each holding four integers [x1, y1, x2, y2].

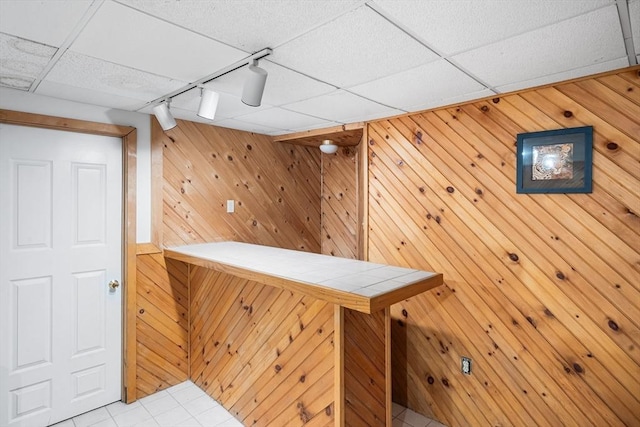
[[0, 0, 637, 135]]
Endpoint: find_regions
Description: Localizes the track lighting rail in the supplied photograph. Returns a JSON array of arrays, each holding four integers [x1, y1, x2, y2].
[[140, 47, 272, 110]]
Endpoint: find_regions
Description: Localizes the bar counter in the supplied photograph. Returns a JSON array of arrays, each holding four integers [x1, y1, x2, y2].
[[164, 242, 443, 426]]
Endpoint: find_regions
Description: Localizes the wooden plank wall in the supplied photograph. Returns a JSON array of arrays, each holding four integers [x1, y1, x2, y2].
[[133, 120, 323, 399], [189, 265, 335, 426], [135, 249, 189, 397], [160, 119, 322, 250], [321, 146, 359, 259], [343, 308, 387, 426], [365, 68, 640, 426]]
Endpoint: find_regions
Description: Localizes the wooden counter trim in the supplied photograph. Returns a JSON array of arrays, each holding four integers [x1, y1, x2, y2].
[[164, 249, 443, 314]]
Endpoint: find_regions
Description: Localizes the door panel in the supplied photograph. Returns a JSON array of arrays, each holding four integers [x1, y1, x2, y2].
[[0, 124, 122, 427]]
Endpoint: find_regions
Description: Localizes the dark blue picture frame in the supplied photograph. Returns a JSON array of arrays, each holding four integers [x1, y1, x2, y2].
[[516, 126, 593, 194]]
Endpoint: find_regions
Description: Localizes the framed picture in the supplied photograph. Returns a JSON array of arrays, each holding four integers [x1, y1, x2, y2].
[[516, 126, 593, 194]]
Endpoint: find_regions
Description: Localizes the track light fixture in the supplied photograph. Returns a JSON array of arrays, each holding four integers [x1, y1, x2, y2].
[[241, 60, 268, 107], [152, 100, 177, 131], [145, 48, 272, 131], [319, 139, 338, 154], [197, 88, 220, 120]]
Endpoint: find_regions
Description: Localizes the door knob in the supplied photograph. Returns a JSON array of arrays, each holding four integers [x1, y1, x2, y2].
[[108, 280, 120, 290]]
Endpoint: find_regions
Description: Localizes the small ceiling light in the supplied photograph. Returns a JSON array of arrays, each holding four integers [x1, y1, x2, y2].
[[152, 101, 177, 131], [319, 139, 338, 154], [241, 60, 268, 107], [197, 88, 220, 120]]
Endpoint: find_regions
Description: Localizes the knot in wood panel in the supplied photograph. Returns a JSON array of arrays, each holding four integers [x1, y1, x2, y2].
[[508, 253, 519, 262], [563, 110, 573, 118], [606, 142, 619, 150]]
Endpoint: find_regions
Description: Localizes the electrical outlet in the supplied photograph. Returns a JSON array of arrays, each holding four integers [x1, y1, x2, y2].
[[226, 200, 235, 213], [461, 357, 472, 375]]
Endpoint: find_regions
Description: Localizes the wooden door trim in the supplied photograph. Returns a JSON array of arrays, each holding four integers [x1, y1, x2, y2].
[[0, 109, 138, 403]]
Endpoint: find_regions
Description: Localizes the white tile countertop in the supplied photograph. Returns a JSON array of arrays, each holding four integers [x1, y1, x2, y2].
[[164, 241, 443, 313]]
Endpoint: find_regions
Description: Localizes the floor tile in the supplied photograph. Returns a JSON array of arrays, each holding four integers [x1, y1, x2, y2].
[[165, 381, 194, 394], [106, 401, 141, 418], [138, 390, 168, 405], [182, 394, 220, 417], [195, 406, 234, 426], [73, 407, 111, 427], [112, 406, 153, 427], [170, 385, 207, 405], [140, 393, 180, 417], [90, 418, 117, 427], [153, 406, 192, 427], [396, 407, 433, 427]]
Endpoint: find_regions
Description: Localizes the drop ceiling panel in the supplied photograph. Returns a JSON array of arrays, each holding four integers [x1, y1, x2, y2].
[[348, 60, 487, 111], [69, 1, 247, 82], [203, 60, 336, 107], [452, 5, 626, 88], [0, 0, 93, 47], [495, 57, 631, 94], [271, 5, 439, 88], [631, 0, 640, 57], [36, 80, 147, 110], [235, 107, 335, 131], [212, 118, 285, 135], [116, 0, 364, 52], [371, 0, 613, 56], [44, 51, 187, 101], [0, 34, 56, 90], [284, 90, 403, 124]]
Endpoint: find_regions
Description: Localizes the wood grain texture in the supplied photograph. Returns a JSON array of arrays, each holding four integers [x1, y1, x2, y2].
[[343, 308, 387, 427], [322, 146, 359, 259], [189, 266, 335, 427], [135, 253, 189, 398], [365, 68, 640, 426], [158, 119, 321, 252]]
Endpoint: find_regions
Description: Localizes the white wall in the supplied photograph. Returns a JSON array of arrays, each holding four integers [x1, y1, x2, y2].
[[0, 87, 152, 243]]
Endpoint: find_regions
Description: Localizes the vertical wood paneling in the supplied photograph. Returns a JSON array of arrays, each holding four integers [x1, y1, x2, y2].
[[366, 68, 640, 426], [158, 119, 321, 252], [322, 146, 359, 259], [189, 266, 334, 426], [135, 252, 189, 398]]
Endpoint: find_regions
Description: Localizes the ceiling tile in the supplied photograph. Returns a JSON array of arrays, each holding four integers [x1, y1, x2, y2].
[[212, 118, 285, 135], [0, 34, 56, 90], [235, 107, 335, 131], [44, 51, 187, 102], [495, 57, 630, 93], [116, 0, 364, 52], [0, 0, 93, 46], [451, 5, 626, 88], [69, 1, 247, 82], [348, 60, 486, 111], [202, 60, 336, 107], [284, 90, 403, 123], [406, 88, 497, 113], [630, 0, 640, 56], [271, 5, 439, 88], [372, 0, 613, 55], [36, 80, 147, 110]]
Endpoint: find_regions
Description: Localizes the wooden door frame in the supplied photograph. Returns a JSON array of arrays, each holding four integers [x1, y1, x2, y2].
[[0, 109, 138, 403]]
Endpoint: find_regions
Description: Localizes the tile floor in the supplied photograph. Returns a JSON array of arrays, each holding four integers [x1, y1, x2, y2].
[[50, 380, 447, 427]]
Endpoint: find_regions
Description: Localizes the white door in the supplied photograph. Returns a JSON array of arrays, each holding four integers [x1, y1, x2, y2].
[[0, 124, 123, 427]]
